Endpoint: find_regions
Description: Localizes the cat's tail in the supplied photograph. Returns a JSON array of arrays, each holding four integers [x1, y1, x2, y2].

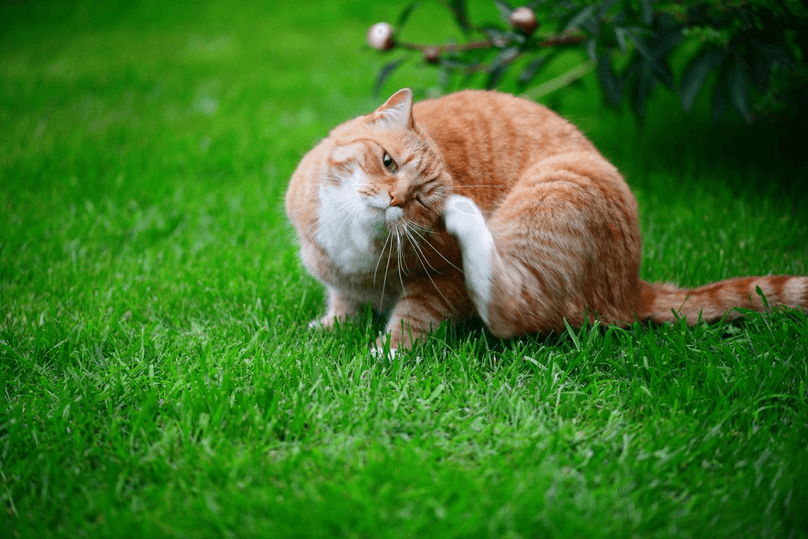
[[638, 276, 808, 324]]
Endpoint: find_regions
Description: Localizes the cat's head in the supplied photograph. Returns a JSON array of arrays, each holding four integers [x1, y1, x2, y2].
[[302, 89, 451, 273]]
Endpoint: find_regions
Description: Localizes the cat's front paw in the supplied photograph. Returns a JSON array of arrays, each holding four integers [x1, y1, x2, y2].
[[308, 314, 340, 331], [443, 195, 485, 239], [370, 345, 397, 360], [308, 317, 326, 330], [371, 333, 398, 359]]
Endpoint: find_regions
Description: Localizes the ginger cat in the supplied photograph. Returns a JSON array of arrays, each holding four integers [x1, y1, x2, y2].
[[285, 88, 808, 352]]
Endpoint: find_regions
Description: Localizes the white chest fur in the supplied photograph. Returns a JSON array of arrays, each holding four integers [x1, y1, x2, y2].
[[315, 175, 384, 274]]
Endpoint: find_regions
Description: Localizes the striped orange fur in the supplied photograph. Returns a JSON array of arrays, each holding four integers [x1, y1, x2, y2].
[[285, 88, 808, 351]]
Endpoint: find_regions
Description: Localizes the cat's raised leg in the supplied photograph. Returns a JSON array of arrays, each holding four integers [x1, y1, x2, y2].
[[310, 286, 363, 330], [374, 271, 470, 353], [444, 192, 587, 338], [442, 196, 495, 326], [444, 158, 641, 338]]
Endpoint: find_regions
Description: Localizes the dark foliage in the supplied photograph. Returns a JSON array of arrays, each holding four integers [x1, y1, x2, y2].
[[370, 0, 807, 123]]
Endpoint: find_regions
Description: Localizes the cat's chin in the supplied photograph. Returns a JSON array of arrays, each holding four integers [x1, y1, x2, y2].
[[384, 206, 403, 225]]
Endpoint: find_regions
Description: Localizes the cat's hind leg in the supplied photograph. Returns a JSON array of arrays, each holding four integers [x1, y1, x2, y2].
[[444, 153, 642, 338]]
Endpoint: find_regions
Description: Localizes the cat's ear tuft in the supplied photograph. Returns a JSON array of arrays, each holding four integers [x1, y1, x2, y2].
[[370, 88, 413, 130]]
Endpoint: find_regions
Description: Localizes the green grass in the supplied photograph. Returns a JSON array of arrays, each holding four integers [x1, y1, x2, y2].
[[2, 0, 808, 537]]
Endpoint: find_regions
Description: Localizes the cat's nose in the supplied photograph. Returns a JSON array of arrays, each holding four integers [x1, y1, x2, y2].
[[388, 190, 405, 207]]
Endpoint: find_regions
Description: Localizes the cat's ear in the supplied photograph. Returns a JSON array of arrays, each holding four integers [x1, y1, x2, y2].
[[370, 88, 413, 130]]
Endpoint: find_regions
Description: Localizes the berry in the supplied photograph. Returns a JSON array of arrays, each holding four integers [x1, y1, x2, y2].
[[509, 7, 538, 35], [367, 22, 395, 51], [423, 46, 440, 64]]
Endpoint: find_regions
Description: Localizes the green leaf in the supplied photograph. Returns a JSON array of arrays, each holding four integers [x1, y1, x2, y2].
[[374, 58, 406, 96], [651, 29, 684, 60], [396, 2, 420, 30], [486, 66, 505, 90], [599, 0, 621, 17], [509, 31, 527, 45], [630, 30, 681, 64], [598, 54, 624, 106], [586, 38, 597, 62], [628, 33, 654, 63], [448, 0, 471, 34], [633, 60, 656, 117], [482, 26, 508, 43], [712, 85, 726, 123], [748, 55, 771, 93], [441, 58, 474, 70], [628, 32, 676, 88], [752, 40, 793, 68], [495, 0, 513, 20], [640, 0, 654, 26], [520, 62, 594, 100], [582, 18, 600, 36], [564, 5, 596, 33], [518, 55, 546, 86], [728, 58, 751, 123], [490, 46, 519, 69], [563, 318, 581, 352], [614, 27, 628, 53], [755, 286, 770, 310], [486, 46, 519, 89], [439, 65, 451, 88], [748, 40, 791, 93], [680, 49, 725, 113]]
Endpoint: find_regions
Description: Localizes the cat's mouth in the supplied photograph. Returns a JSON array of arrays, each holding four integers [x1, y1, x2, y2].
[[364, 199, 433, 241]]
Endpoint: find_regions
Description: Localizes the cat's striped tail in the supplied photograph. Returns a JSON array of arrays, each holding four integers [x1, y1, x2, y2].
[[639, 276, 808, 324]]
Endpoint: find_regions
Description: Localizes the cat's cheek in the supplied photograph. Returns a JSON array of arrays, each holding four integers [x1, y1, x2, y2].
[[414, 202, 443, 230], [315, 181, 386, 273]]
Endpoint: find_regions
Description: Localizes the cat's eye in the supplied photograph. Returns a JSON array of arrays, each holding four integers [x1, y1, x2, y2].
[[382, 152, 398, 173]]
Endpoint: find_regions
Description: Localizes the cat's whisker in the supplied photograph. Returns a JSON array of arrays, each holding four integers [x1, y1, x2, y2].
[[335, 212, 356, 243], [302, 204, 353, 238], [402, 221, 440, 275], [403, 220, 432, 234], [394, 224, 409, 277], [403, 225, 453, 309], [380, 229, 394, 311], [373, 231, 392, 287], [301, 197, 348, 235], [394, 225, 408, 298]]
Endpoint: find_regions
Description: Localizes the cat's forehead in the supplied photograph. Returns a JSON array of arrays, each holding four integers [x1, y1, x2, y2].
[[331, 125, 413, 158]]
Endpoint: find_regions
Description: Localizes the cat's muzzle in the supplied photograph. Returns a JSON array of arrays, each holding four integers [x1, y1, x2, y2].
[[385, 206, 404, 226]]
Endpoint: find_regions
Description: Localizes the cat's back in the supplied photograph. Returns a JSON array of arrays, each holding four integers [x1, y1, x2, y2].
[[412, 90, 597, 190], [413, 89, 576, 136]]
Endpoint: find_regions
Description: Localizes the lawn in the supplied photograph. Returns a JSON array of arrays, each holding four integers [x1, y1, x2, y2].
[[2, 0, 808, 537]]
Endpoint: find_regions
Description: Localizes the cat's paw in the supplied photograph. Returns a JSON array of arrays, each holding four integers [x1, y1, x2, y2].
[[443, 195, 485, 239], [371, 333, 399, 359], [308, 318, 325, 330], [442, 195, 494, 326], [308, 315, 340, 331], [370, 346, 397, 360]]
